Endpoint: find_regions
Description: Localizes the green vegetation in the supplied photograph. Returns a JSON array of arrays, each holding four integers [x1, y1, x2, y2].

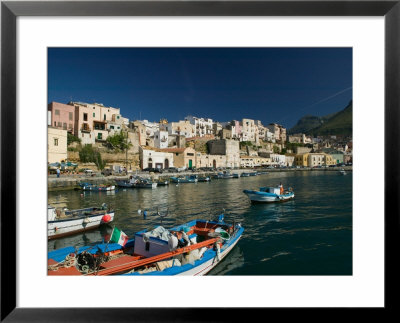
[[67, 133, 81, 145], [78, 144, 107, 170], [309, 101, 352, 136], [106, 131, 132, 152], [288, 100, 352, 136]]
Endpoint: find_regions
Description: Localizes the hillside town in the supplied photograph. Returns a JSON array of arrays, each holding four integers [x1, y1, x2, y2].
[[48, 101, 353, 174]]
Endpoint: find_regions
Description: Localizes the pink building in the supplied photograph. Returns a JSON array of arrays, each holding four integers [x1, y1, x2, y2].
[[48, 102, 75, 134]]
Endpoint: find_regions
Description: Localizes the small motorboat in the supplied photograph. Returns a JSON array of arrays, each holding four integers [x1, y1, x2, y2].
[[248, 172, 258, 176], [197, 176, 211, 182], [79, 182, 115, 191], [47, 215, 244, 276], [133, 178, 158, 189], [243, 186, 294, 203], [156, 179, 169, 186], [232, 173, 240, 178], [240, 172, 250, 177], [115, 180, 134, 188], [339, 169, 347, 175], [48, 204, 114, 240], [170, 175, 198, 183]]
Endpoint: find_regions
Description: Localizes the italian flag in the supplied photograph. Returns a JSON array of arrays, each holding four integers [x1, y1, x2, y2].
[[109, 227, 128, 246]]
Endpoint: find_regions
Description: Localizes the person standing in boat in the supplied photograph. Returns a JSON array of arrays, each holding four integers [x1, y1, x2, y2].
[[56, 168, 60, 178], [279, 182, 284, 195]]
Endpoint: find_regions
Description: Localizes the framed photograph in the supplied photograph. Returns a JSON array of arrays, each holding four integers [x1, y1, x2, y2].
[[1, 0, 398, 321]]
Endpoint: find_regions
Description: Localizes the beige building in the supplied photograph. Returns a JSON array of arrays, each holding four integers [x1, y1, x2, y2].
[[195, 152, 227, 169], [166, 120, 195, 138], [71, 101, 120, 142], [241, 119, 258, 143], [266, 123, 287, 143], [160, 147, 196, 168], [48, 127, 68, 163]]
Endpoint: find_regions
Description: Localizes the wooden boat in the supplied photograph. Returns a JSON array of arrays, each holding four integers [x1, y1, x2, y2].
[[79, 182, 115, 191], [48, 204, 114, 240], [243, 186, 295, 203], [232, 173, 240, 178], [47, 216, 244, 276], [170, 175, 198, 183]]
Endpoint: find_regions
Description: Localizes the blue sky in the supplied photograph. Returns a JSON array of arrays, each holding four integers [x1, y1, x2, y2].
[[48, 48, 352, 129]]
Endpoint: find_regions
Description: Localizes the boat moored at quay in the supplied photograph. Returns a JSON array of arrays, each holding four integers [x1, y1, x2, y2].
[[47, 215, 244, 276], [48, 204, 114, 240]]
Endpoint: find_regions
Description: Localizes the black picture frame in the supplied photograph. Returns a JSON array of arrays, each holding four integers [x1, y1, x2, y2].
[[1, 1, 399, 321]]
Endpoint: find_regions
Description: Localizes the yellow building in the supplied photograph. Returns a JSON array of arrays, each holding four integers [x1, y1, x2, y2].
[[295, 153, 336, 167], [48, 126, 68, 163]]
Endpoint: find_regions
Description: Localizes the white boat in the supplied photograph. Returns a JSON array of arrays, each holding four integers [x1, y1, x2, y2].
[[243, 186, 295, 203], [339, 169, 347, 175], [48, 204, 114, 239]]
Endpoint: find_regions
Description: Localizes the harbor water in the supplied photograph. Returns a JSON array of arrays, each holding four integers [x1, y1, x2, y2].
[[48, 170, 352, 275]]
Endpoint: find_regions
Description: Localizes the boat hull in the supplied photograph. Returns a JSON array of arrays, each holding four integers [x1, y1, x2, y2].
[[243, 190, 294, 203], [81, 185, 115, 191], [48, 211, 115, 239]]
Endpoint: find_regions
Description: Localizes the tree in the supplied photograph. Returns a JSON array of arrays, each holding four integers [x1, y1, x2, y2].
[[67, 133, 81, 145], [78, 144, 107, 170]]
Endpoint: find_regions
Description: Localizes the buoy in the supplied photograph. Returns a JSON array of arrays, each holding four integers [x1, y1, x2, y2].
[[102, 214, 112, 223], [138, 209, 142, 215]]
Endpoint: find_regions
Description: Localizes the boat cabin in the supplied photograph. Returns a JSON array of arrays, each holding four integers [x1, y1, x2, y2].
[[260, 187, 281, 195]]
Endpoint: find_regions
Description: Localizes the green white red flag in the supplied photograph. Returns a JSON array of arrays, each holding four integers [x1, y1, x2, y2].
[[109, 227, 128, 246]]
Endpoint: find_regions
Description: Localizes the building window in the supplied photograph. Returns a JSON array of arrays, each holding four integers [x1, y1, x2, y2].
[[54, 138, 58, 146], [54, 122, 56, 126], [117, 116, 120, 119], [55, 110, 60, 115], [110, 126, 114, 129], [69, 123, 72, 129], [57, 122, 62, 127], [98, 133, 102, 140], [83, 113, 88, 121], [63, 123, 67, 130], [69, 112, 73, 120], [93, 112, 95, 117], [104, 114, 106, 121]]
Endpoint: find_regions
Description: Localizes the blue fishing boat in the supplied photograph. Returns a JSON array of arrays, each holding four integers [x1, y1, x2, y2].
[[170, 175, 198, 183], [248, 171, 258, 176], [243, 186, 294, 203], [48, 215, 244, 276], [240, 172, 250, 177], [232, 173, 240, 178]]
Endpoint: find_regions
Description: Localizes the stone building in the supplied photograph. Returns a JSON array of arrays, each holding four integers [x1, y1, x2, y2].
[[207, 139, 240, 168], [266, 123, 287, 143]]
